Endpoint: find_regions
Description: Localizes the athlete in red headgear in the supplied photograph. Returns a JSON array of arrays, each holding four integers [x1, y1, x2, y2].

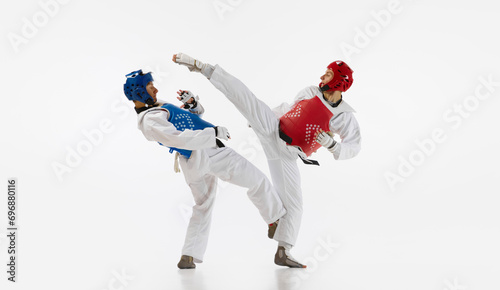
[[173, 53, 361, 268]]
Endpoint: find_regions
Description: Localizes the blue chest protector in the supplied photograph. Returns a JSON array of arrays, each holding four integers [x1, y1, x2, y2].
[[158, 103, 215, 158]]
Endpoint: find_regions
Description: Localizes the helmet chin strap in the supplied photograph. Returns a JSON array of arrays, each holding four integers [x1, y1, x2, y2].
[[134, 102, 160, 114], [319, 84, 331, 92], [319, 86, 343, 107]]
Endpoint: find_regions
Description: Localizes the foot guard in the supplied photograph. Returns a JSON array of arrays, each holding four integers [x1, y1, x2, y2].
[[177, 255, 196, 269], [268, 220, 279, 239], [173, 52, 215, 78], [274, 246, 307, 268], [174, 53, 202, 72]]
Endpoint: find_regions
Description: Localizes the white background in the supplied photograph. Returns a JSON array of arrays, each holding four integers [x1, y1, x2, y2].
[[1, 0, 500, 289]]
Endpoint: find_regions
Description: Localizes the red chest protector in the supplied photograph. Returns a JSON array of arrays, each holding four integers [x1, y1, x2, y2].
[[279, 96, 333, 157]]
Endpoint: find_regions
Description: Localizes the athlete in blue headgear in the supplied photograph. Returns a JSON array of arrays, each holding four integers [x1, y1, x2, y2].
[[124, 70, 286, 269]]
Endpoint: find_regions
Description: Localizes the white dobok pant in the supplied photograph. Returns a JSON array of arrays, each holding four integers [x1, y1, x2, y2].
[[209, 65, 303, 247], [179, 146, 286, 263]]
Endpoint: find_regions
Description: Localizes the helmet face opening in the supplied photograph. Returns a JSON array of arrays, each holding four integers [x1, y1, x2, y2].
[[123, 70, 155, 104], [319, 61, 353, 92]]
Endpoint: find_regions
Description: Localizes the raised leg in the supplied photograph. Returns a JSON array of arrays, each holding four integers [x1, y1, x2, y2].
[[209, 147, 286, 224]]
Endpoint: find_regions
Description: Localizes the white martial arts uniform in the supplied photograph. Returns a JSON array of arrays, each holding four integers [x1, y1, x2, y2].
[[209, 65, 361, 247], [136, 104, 286, 263]]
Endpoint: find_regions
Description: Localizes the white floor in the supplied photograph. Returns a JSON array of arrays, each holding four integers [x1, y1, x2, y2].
[[1, 177, 499, 290], [2, 0, 500, 289]]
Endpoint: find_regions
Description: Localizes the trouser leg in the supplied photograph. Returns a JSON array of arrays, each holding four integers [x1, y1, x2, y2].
[[265, 153, 303, 246], [209, 65, 279, 137], [209, 147, 286, 224], [209, 65, 304, 247], [179, 151, 217, 263]]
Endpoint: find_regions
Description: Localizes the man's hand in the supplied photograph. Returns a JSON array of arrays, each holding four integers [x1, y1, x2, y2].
[[177, 90, 199, 109], [315, 129, 336, 149], [214, 126, 231, 141]]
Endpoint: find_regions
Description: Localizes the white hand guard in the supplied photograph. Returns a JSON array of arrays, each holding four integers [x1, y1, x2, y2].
[[179, 91, 199, 109], [316, 131, 337, 152], [214, 126, 231, 141], [175, 53, 203, 72]]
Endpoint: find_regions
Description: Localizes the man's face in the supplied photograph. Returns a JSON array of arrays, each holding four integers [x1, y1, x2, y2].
[[146, 81, 158, 103], [320, 69, 334, 87]]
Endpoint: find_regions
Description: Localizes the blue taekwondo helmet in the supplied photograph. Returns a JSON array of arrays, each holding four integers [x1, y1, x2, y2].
[[123, 70, 155, 105]]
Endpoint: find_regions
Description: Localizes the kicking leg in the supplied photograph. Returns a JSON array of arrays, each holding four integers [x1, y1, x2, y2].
[[175, 53, 306, 268], [208, 147, 286, 225], [173, 53, 278, 138]]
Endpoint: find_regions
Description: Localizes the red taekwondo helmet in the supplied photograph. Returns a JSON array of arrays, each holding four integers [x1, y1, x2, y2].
[[319, 61, 354, 92]]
